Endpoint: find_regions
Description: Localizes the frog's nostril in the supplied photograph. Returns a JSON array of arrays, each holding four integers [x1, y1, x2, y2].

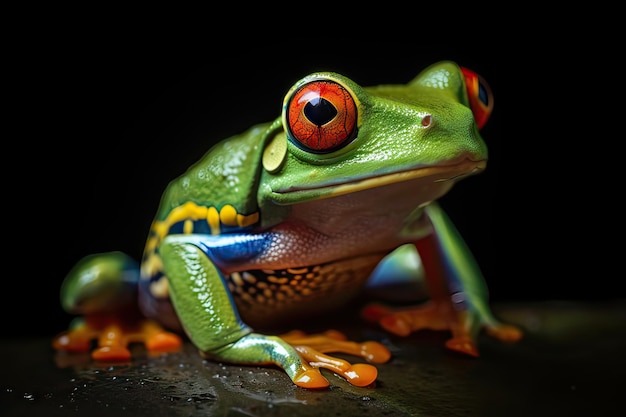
[[421, 114, 432, 127]]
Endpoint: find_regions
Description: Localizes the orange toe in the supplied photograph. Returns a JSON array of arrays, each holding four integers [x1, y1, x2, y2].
[[341, 363, 378, 387], [146, 332, 182, 352], [445, 337, 479, 357], [487, 324, 523, 343], [92, 346, 132, 362], [52, 333, 91, 352], [380, 315, 412, 337], [293, 368, 329, 389], [361, 341, 392, 363]]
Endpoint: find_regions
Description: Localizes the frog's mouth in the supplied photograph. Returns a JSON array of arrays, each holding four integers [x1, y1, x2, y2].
[[270, 158, 486, 205]]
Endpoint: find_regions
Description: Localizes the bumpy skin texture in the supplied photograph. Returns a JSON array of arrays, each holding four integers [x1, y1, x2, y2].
[[54, 61, 522, 389]]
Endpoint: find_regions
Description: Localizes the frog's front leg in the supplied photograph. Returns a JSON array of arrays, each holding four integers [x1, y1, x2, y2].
[[362, 203, 522, 356], [160, 234, 385, 388]]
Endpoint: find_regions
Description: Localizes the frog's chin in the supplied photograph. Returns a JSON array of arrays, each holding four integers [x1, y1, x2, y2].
[[270, 159, 486, 205]]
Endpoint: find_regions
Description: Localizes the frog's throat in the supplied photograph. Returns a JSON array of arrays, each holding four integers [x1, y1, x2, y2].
[[270, 159, 486, 205]]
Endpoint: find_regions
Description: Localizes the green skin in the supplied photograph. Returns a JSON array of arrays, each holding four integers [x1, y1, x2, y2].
[[60, 61, 517, 388]]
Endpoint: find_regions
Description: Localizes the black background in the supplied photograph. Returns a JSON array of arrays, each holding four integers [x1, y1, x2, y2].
[[5, 40, 611, 340]]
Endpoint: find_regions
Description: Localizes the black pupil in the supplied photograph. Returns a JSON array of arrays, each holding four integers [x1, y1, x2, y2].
[[304, 97, 337, 126], [478, 82, 489, 106]]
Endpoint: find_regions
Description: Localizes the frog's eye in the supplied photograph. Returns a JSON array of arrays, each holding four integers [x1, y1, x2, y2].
[[461, 67, 494, 130], [285, 79, 358, 153]]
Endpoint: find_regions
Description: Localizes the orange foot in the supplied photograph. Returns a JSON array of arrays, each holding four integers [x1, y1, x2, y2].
[[361, 301, 522, 357], [361, 301, 451, 336], [53, 318, 183, 361], [280, 329, 391, 387]]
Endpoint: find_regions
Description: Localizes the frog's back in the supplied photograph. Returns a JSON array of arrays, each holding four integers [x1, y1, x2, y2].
[[156, 122, 276, 220]]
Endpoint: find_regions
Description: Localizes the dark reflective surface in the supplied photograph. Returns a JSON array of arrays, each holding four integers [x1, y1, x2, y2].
[[2, 301, 626, 416]]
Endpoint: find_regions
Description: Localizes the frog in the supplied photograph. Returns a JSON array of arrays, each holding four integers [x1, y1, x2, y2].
[[53, 60, 522, 389]]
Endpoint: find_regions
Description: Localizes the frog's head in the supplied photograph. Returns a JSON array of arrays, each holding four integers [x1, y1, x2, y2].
[[260, 60, 492, 209]]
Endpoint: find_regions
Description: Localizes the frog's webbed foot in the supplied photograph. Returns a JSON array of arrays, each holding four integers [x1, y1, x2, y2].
[[361, 301, 521, 357], [444, 319, 522, 357], [208, 331, 390, 389], [53, 317, 182, 361], [280, 329, 391, 387], [362, 301, 450, 335], [204, 333, 330, 389], [362, 301, 478, 356]]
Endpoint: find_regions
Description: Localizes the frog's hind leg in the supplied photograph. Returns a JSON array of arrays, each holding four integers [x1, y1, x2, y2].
[[363, 233, 483, 355], [362, 204, 522, 356], [361, 242, 456, 340], [53, 251, 182, 361]]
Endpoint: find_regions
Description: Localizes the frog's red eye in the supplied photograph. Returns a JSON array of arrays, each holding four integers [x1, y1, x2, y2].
[[285, 79, 358, 153], [461, 67, 494, 130]]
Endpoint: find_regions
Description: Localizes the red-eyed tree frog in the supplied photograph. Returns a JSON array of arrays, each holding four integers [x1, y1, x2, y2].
[[53, 61, 522, 389]]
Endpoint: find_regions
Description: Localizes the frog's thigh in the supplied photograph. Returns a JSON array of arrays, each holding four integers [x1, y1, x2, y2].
[[365, 244, 426, 302]]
